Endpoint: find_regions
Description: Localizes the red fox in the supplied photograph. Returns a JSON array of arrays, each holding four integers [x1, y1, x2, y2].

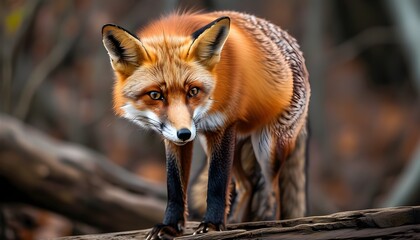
[[102, 11, 310, 239]]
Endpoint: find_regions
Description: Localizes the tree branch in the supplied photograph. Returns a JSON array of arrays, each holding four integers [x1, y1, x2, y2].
[[1, 0, 43, 113], [328, 27, 396, 66], [14, 2, 84, 120], [386, 0, 420, 93]]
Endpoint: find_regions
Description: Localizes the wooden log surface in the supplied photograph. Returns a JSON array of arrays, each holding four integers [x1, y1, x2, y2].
[[56, 206, 420, 240]]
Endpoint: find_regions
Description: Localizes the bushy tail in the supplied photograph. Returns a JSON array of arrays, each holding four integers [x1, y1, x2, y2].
[[188, 156, 208, 220], [188, 125, 308, 221], [234, 125, 308, 221], [278, 125, 308, 219]]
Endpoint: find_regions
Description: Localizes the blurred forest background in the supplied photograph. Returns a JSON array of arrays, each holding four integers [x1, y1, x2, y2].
[[1, 0, 420, 239]]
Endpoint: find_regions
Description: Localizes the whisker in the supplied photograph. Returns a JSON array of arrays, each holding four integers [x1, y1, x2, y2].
[[134, 116, 162, 131], [208, 97, 219, 103]]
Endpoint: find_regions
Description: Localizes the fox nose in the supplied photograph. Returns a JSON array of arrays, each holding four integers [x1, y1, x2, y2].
[[177, 128, 191, 141]]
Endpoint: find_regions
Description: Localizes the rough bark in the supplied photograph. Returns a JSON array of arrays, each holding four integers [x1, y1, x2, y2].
[[56, 206, 420, 239]]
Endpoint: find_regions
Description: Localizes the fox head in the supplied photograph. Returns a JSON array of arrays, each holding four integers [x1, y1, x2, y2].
[[102, 17, 230, 145]]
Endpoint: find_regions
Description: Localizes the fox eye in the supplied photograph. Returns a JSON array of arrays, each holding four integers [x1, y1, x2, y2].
[[148, 91, 162, 100], [188, 87, 199, 97]]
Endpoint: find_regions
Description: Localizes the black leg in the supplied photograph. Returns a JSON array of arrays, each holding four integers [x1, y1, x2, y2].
[[146, 141, 192, 240], [194, 124, 236, 234]]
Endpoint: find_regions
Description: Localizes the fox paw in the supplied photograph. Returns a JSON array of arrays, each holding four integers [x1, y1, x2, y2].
[[145, 223, 183, 240], [193, 221, 225, 235]]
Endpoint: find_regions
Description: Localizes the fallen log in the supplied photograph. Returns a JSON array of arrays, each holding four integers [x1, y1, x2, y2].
[[0, 113, 166, 231], [56, 206, 420, 240]]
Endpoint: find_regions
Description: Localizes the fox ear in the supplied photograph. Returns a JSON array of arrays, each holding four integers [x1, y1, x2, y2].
[[189, 17, 230, 69], [102, 24, 149, 76]]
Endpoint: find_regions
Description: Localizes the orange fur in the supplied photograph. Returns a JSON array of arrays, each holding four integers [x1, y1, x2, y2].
[[109, 12, 293, 133], [103, 10, 310, 237]]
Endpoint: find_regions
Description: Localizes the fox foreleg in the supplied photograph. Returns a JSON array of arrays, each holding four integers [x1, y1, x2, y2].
[[146, 141, 193, 240], [194, 124, 236, 234]]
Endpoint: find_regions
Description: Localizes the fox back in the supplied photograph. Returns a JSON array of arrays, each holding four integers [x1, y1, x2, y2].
[[102, 11, 310, 238]]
